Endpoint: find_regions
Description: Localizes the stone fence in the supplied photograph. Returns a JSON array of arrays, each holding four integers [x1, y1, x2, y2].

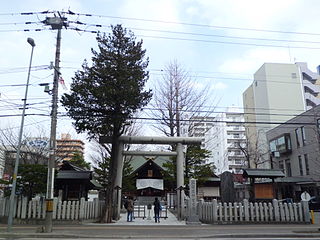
[[0, 197, 104, 221], [196, 199, 310, 224]]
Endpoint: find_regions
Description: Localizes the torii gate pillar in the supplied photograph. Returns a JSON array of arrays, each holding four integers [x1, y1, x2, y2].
[[176, 143, 185, 220], [113, 141, 124, 220], [100, 136, 202, 221]]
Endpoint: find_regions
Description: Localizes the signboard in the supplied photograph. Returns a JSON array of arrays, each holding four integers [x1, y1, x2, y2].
[[301, 191, 311, 201], [136, 179, 163, 190], [189, 178, 197, 210], [26, 138, 49, 148]]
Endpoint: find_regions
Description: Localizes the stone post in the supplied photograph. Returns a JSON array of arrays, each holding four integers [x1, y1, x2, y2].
[[186, 178, 200, 225], [273, 199, 280, 222], [302, 200, 310, 223]]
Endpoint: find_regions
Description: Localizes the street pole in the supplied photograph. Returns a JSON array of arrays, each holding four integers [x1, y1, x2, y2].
[[7, 38, 35, 232], [44, 28, 61, 233]]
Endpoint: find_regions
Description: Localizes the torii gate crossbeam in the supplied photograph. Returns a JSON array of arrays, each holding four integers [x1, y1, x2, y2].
[[100, 136, 202, 221]]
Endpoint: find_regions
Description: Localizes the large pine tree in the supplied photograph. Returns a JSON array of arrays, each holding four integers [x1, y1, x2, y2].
[[61, 25, 152, 222]]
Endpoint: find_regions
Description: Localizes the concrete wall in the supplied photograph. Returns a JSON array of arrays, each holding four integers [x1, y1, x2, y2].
[[267, 105, 320, 182], [243, 63, 306, 169]]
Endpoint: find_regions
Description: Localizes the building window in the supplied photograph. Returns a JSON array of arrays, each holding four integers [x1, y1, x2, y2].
[[285, 159, 292, 177], [295, 128, 300, 148], [301, 127, 306, 146], [317, 119, 320, 139], [147, 170, 153, 177], [298, 156, 303, 176], [269, 134, 292, 155], [279, 161, 284, 170], [235, 159, 242, 164], [304, 154, 310, 175]]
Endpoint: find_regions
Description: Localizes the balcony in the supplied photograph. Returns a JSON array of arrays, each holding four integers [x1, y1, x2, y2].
[[305, 92, 320, 105], [228, 151, 245, 157], [303, 79, 320, 94], [226, 126, 245, 132], [227, 134, 246, 140], [269, 134, 292, 157]]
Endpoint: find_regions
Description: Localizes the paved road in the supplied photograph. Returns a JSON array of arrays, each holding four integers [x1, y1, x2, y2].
[[2, 237, 320, 240], [1, 224, 320, 239], [0, 210, 320, 239]]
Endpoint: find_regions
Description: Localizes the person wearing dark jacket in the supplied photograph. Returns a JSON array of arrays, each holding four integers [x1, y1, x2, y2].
[[127, 197, 134, 222], [153, 197, 161, 223]]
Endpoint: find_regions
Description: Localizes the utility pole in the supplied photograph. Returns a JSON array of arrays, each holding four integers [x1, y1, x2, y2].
[[7, 38, 36, 232], [43, 14, 67, 233]]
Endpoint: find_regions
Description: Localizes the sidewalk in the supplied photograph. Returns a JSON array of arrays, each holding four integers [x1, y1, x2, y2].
[[1, 223, 320, 239], [110, 208, 185, 225], [1, 210, 320, 239]]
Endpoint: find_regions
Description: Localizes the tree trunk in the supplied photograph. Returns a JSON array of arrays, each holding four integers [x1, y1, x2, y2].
[[101, 134, 120, 223]]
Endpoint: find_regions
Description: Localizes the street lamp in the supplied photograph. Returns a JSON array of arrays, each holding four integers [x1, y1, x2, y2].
[[7, 38, 35, 232]]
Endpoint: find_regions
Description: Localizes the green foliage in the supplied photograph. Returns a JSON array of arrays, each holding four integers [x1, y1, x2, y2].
[[70, 152, 91, 170], [122, 157, 135, 192], [162, 145, 215, 189], [185, 145, 215, 186], [93, 156, 135, 192], [61, 24, 152, 222], [61, 24, 152, 138], [16, 164, 47, 200], [162, 157, 177, 189], [93, 156, 110, 191]]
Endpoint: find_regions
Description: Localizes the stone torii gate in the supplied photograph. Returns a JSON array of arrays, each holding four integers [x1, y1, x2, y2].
[[100, 136, 202, 221]]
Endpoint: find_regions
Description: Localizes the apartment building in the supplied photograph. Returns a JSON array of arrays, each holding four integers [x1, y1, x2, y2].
[[266, 104, 320, 200], [205, 107, 247, 174], [56, 133, 84, 161], [1, 145, 49, 177], [243, 62, 320, 168], [181, 116, 215, 148]]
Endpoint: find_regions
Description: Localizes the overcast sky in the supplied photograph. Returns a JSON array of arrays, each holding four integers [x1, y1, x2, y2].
[[1, 0, 320, 158]]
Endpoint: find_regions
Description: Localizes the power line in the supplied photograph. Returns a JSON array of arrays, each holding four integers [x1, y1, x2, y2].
[[63, 10, 320, 37], [1, 21, 320, 50], [66, 27, 320, 50], [1, 119, 50, 131], [0, 65, 50, 74], [0, 113, 49, 117], [142, 107, 318, 118], [0, 28, 49, 33], [69, 20, 320, 46], [0, 11, 54, 16], [56, 113, 320, 126], [0, 21, 41, 25], [4, 10, 320, 36]]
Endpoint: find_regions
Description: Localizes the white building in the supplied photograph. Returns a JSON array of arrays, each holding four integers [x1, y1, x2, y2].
[[182, 116, 215, 148], [243, 62, 320, 169], [204, 107, 247, 174]]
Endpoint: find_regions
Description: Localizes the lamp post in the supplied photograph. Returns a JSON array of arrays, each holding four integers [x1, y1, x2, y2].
[[7, 38, 35, 232]]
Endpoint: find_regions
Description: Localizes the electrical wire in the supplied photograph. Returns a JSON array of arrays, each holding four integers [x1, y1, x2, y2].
[[68, 20, 320, 46], [55, 113, 320, 126], [63, 10, 320, 37], [65, 27, 320, 50], [0, 65, 50, 74]]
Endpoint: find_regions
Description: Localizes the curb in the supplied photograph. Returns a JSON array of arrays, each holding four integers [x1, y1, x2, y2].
[[1, 232, 320, 239]]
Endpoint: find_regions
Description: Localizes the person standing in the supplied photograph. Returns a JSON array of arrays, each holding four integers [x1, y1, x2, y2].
[[127, 197, 134, 222], [153, 197, 161, 223]]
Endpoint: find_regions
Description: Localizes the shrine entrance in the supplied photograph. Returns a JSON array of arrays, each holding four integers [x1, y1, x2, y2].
[[100, 136, 202, 221]]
